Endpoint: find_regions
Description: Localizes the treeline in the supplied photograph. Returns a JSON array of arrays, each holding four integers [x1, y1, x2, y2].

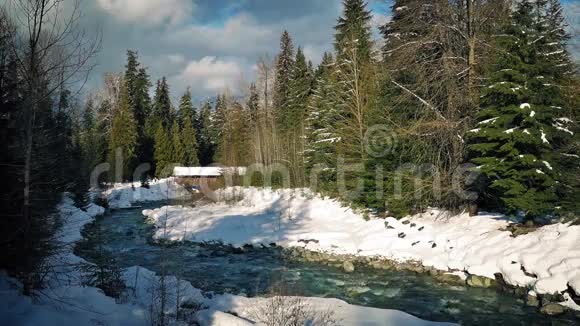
[[82, 0, 580, 221], [0, 0, 99, 293], [206, 0, 578, 220], [80, 51, 235, 182]]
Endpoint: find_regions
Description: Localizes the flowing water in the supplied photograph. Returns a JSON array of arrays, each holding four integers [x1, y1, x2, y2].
[[75, 201, 580, 326]]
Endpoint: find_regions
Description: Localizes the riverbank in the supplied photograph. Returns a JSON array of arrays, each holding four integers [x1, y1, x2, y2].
[[0, 187, 455, 326], [141, 186, 580, 315]]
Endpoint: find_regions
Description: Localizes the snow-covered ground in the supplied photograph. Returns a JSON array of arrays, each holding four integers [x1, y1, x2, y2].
[[105, 178, 191, 209], [0, 189, 454, 325], [143, 187, 580, 304]]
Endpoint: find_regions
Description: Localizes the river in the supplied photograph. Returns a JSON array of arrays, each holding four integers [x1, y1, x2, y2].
[[74, 201, 579, 325]]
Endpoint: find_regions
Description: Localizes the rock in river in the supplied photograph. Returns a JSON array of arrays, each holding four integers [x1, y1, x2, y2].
[[466, 275, 495, 288], [539, 303, 566, 316], [343, 260, 355, 273]]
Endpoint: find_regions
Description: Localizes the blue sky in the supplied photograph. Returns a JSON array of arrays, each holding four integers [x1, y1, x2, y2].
[[83, 0, 578, 102]]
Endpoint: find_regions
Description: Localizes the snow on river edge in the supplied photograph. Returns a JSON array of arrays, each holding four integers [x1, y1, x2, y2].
[[0, 182, 455, 326], [140, 183, 580, 311]]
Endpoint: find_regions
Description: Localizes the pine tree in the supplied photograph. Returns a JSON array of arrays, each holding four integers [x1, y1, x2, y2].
[[181, 118, 200, 166], [274, 31, 295, 124], [198, 101, 215, 166], [333, 0, 375, 201], [211, 94, 227, 163], [152, 77, 172, 129], [334, 0, 373, 64], [467, 0, 574, 219], [108, 80, 138, 181], [170, 123, 185, 165], [305, 52, 341, 194], [80, 97, 101, 173], [285, 47, 313, 185], [124, 51, 152, 171], [177, 87, 197, 129], [154, 123, 173, 177], [94, 99, 111, 168]]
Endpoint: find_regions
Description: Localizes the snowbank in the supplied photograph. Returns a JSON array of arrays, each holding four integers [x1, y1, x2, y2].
[[0, 191, 452, 326], [143, 187, 580, 298], [197, 294, 455, 326], [104, 178, 190, 209]]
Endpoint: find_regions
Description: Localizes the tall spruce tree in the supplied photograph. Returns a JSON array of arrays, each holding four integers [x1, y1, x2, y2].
[[154, 122, 173, 177], [177, 87, 197, 129], [198, 101, 215, 166], [108, 80, 138, 181], [334, 0, 373, 64], [305, 52, 341, 194], [124, 51, 152, 172], [152, 77, 172, 129], [181, 118, 200, 166], [285, 47, 313, 185], [333, 0, 375, 202], [170, 123, 185, 165], [274, 31, 295, 125], [467, 0, 575, 218]]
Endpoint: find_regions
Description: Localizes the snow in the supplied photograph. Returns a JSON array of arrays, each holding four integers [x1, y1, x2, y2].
[[197, 295, 455, 326], [0, 189, 453, 326], [553, 124, 574, 135], [504, 128, 516, 134], [541, 130, 549, 144], [542, 161, 553, 170], [520, 103, 531, 109], [536, 169, 545, 175], [173, 166, 247, 177], [530, 111, 535, 117], [478, 117, 498, 125], [143, 187, 580, 299], [563, 153, 580, 158], [105, 178, 191, 209]]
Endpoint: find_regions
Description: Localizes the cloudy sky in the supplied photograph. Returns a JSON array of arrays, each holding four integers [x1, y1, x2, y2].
[[81, 0, 577, 102]]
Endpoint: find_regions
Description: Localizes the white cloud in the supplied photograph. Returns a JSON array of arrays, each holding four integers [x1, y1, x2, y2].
[[175, 56, 244, 96], [96, 0, 194, 25], [168, 14, 275, 55]]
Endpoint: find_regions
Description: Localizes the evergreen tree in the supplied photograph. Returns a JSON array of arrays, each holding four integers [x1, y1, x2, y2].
[[94, 99, 111, 169], [124, 50, 152, 172], [286, 47, 311, 130], [305, 52, 341, 194], [124, 50, 151, 128], [211, 94, 227, 162], [177, 87, 197, 129], [170, 123, 185, 165], [333, 0, 375, 202], [467, 0, 574, 219], [108, 80, 138, 181], [285, 47, 313, 185], [274, 30, 295, 120], [334, 0, 373, 64], [198, 101, 216, 166], [80, 97, 101, 175], [152, 77, 172, 129], [154, 123, 173, 177], [181, 118, 200, 166]]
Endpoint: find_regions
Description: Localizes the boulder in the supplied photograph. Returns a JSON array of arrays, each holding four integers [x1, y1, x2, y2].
[[539, 303, 566, 316], [466, 275, 495, 288], [343, 260, 355, 273], [526, 295, 540, 307], [435, 273, 467, 286]]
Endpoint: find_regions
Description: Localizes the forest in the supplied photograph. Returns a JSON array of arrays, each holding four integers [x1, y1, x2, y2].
[[1, 0, 579, 307]]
